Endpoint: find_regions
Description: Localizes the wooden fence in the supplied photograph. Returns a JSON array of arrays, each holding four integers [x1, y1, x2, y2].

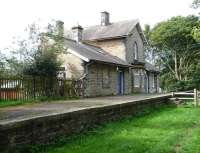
[[171, 89, 200, 106], [0, 76, 85, 101]]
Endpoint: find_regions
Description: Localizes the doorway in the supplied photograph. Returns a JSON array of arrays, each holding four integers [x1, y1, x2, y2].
[[117, 71, 124, 95]]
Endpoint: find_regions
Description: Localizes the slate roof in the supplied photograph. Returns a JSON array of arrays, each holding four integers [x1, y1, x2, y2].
[[64, 38, 131, 67], [145, 62, 160, 73], [82, 20, 139, 41]]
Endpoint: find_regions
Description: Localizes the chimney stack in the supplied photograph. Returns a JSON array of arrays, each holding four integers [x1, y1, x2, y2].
[[71, 25, 83, 42], [101, 11, 110, 26]]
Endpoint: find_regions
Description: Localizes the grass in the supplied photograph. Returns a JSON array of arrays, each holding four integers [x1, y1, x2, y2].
[[0, 100, 34, 108], [0, 96, 79, 108], [13, 103, 200, 153]]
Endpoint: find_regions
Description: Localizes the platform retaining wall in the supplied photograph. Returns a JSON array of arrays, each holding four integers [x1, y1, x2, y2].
[[0, 95, 171, 151]]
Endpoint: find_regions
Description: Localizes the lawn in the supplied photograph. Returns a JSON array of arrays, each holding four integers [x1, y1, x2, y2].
[[17, 103, 200, 153]]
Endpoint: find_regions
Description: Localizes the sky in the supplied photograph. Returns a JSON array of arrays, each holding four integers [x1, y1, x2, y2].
[[0, 0, 198, 53]]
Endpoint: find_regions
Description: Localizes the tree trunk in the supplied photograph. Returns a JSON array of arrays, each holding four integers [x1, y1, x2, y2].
[[174, 51, 179, 80]]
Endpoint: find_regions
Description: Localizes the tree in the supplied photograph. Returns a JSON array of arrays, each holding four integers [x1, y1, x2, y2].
[[192, 0, 200, 9], [150, 16, 200, 90], [12, 20, 65, 77], [0, 51, 6, 77], [192, 24, 200, 42], [191, 0, 200, 42], [143, 24, 159, 67]]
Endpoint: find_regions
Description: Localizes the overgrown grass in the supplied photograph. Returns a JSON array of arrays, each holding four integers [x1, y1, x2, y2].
[[0, 96, 79, 108], [11, 103, 200, 153], [0, 100, 33, 108]]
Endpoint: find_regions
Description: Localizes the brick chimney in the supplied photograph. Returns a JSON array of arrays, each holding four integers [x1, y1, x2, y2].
[[101, 11, 110, 26], [72, 25, 83, 42]]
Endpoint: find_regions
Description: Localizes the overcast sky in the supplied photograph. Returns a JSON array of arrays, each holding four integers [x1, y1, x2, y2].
[[0, 0, 198, 52]]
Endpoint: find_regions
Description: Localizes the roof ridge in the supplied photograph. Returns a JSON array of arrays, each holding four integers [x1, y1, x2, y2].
[[82, 19, 139, 41], [84, 19, 138, 29]]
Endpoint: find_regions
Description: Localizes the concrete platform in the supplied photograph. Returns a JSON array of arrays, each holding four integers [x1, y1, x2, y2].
[[0, 94, 172, 150], [0, 94, 170, 125]]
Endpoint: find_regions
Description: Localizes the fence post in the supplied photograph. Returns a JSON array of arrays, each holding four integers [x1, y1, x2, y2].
[[171, 92, 174, 97], [194, 88, 198, 106]]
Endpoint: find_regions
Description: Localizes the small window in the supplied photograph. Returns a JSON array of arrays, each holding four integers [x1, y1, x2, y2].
[[134, 42, 138, 60]]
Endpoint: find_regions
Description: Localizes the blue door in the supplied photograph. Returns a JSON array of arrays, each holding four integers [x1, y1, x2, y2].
[[118, 71, 124, 95]]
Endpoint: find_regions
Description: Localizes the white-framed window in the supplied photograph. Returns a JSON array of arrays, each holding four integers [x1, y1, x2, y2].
[[134, 42, 138, 60]]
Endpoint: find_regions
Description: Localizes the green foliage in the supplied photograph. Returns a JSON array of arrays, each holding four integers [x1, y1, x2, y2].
[[0, 51, 6, 77], [4, 21, 65, 77], [149, 15, 200, 91], [21, 22, 64, 77], [151, 16, 198, 52], [192, 23, 200, 42], [23, 50, 61, 77]]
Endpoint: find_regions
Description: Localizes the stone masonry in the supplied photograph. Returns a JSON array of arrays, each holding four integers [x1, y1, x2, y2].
[[84, 63, 131, 97], [0, 94, 171, 151]]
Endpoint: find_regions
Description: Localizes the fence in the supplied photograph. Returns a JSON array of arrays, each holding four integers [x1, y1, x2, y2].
[[0, 76, 85, 101], [171, 89, 200, 106]]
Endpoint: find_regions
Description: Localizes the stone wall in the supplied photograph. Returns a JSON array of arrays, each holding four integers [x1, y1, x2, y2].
[[0, 95, 171, 151], [85, 63, 131, 97], [125, 26, 145, 63], [85, 39, 126, 61], [85, 26, 145, 65]]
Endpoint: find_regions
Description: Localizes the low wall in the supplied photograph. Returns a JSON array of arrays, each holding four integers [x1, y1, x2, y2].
[[0, 95, 171, 151]]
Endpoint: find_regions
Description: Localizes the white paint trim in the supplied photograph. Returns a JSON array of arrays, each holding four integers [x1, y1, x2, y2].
[[67, 48, 90, 62]]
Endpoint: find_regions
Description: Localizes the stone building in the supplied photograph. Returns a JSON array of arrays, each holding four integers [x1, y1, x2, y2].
[[59, 12, 159, 97]]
